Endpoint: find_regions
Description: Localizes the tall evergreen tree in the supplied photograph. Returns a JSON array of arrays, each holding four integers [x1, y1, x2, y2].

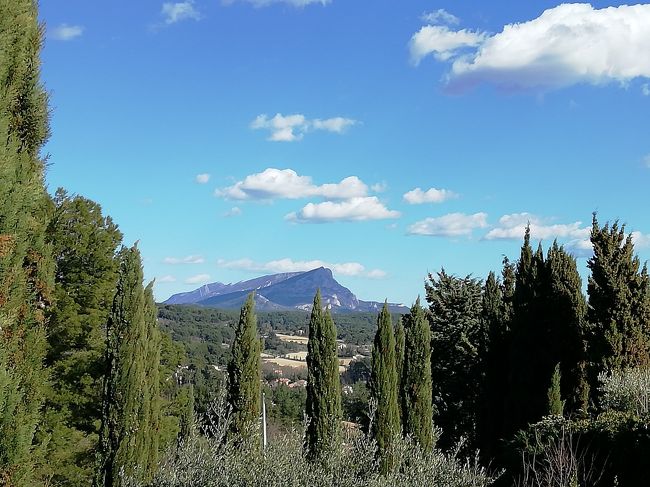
[[227, 293, 261, 442], [370, 302, 400, 473], [547, 363, 564, 417], [587, 214, 650, 375], [394, 318, 405, 419], [39, 190, 122, 485], [426, 270, 484, 450], [401, 298, 434, 451], [95, 245, 160, 487], [0, 1, 55, 483], [305, 291, 342, 462]]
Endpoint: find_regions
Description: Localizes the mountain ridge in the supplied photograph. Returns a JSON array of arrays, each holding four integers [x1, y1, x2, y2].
[[163, 267, 408, 313]]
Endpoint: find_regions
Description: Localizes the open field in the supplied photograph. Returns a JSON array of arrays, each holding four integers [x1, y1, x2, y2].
[[275, 333, 309, 344]]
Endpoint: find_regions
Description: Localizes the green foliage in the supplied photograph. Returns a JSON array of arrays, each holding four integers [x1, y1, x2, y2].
[[227, 293, 262, 442], [38, 190, 123, 485], [370, 302, 400, 473], [96, 246, 162, 486], [547, 364, 565, 417], [426, 270, 484, 451], [0, 1, 55, 483], [587, 214, 650, 374], [305, 291, 342, 462], [598, 366, 650, 416], [401, 298, 434, 452]]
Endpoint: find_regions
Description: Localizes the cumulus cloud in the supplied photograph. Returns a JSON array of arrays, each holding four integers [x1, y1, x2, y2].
[[217, 257, 386, 278], [195, 173, 210, 184], [49, 24, 84, 41], [286, 197, 401, 223], [251, 113, 357, 142], [185, 274, 211, 284], [158, 275, 177, 283], [217, 168, 368, 201], [403, 187, 458, 204], [631, 231, 650, 249], [163, 255, 205, 264], [408, 212, 488, 237], [484, 213, 590, 240], [412, 4, 650, 92], [223, 206, 242, 217], [223, 0, 330, 7], [564, 238, 593, 258], [162, 1, 202, 24], [422, 9, 460, 26]]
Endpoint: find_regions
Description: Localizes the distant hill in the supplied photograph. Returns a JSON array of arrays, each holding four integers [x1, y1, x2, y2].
[[164, 267, 408, 313]]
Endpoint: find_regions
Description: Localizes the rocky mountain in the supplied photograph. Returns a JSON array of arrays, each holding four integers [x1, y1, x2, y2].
[[163, 267, 408, 313]]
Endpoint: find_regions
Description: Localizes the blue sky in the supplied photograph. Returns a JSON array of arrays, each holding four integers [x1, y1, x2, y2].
[[40, 1, 650, 304]]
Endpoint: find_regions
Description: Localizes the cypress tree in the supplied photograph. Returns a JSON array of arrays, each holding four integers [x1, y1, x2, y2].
[[394, 319, 405, 419], [40, 190, 122, 485], [426, 270, 484, 450], [370, 302, 400, 473], [587, 214, 650, 375], [95, 245, 158, 487], [227, 292, 261, 442], [401, 298, 434, 451], [177, 385, 195, 443], [305, 290, 342, 462], [0, 1, 55, 483], [547, 363, 564, 417]]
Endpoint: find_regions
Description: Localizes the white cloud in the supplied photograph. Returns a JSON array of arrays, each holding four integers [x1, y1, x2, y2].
[[484, 213, 590, 240], [49, 24, 84, 41], [217, 257, 386, 278], [410, 25, 487, 64], [185, 274, 211, 284], [408, 212, 488, 237], [251, 113, 357, 142], [644, 154, 650, 168], [286, 197, 401, 223], [403, 187, 457, 204], [195, 173, 211, 184], [163, 255, 205, 264], [223, 0, 330, 7], [631, 231, 650, 249], [162, 1, 202, 24], [643, 83, 650, 96], [223, 206, 242, 217], [217, 168, 368, 201], [158, 275, 177, 283], [371, 182, 388, 193], [412, 4, 650, 92], [421, 9, 460, 26], [565, 238, 593, 258]]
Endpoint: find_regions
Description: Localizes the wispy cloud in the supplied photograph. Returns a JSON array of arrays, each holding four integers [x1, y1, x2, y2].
[[421, 9, 460, 26], [217, 168, 368, 201], [223, 207, 242, 217], [411, 4, 650, 92], [251, 113, 357, 142], [632, 231, 650, 249], [403, 187, 457, 204], [408, 212, 488, 237], [195, 173, 211, 184], [185, 273, 211, 284], [286, 197, 400, 223], [49, 24, 84, 41], [158, 275, 177, 283], [644, 154, 650, 168], [163, 255, 205, 264], [162, 1, 202, 24], [484, 213, 590, 241], [217, 257, 386, 279], [643, 83, 650, 96]]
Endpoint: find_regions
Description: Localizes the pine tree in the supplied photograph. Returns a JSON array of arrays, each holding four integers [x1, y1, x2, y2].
[[401, 298, 434, 451], [227, 292, 261, 442], [370, 302, 400, 473], [547, 363, 564, 417], [40, 190, 122, 485], [177, 385, 195, 443], [305, 291, 342, 462], [0, 1, 55, 483], [95, 245, 159, 487], [426, 269, 484, 450], [587, 214, 650, 375]]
